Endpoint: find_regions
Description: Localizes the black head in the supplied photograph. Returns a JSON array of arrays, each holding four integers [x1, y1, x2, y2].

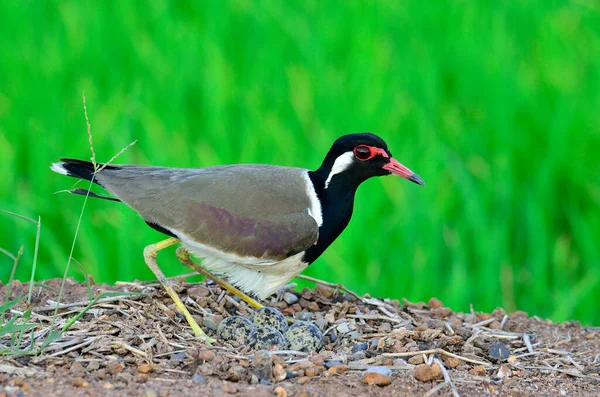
[[314, 132, 425, 191]]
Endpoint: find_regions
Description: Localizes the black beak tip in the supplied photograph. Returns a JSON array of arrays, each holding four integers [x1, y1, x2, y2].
[[409, 173, 425, 186]]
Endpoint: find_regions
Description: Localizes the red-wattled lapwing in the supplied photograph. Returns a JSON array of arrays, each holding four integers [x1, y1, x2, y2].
[[51, 133, 424, 342]]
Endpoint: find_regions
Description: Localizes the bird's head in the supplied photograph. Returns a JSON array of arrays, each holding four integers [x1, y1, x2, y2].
[[318, 132, 425, 190]]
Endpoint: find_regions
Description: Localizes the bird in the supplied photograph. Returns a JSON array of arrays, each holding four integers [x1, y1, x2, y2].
[[51, 132, 424, 342]]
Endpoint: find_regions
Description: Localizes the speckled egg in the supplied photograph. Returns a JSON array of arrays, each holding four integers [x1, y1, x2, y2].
[[284, 321, 323, 352], [217, 316, 256, 344], [251, 307, 288, 332], [248, 326, 288, 350]]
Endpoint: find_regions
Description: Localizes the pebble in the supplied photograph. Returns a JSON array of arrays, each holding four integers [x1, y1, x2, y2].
[[414, 363, 443, 382], [347, 331, 362, 339], [217, 316, 256, 344], [252, 307, 289, 332], [336, 322, 350, 334], [362, 372, 392, 386], [107, 361, 124, 374], [284, 322, 323, 352], [188, 286, 211, 298], [365, 366, 392, 377], [315, 284, 335, 298], [443, 357, 460, 368], [283, 292, 299, 305], [350, 351, 367, 361], [203, 314, 223, 331], [408, 355, 424, 365], [314, 318, 328, 330], [73, 377, 88, 388], [488, 342, 510, 361], [428, 297, 444, 309], [469, 365, 487, 376], [192, 374, 206, 383], [137, 363, 153, 373], [221, 382, 238, 394], [274, 386, 288, 397], [328, 364, 350, 375], [324, 360, 344, 369], [252, 350, 273, 382], [296, 311, 314, 321], [352, 342, 368, 352], [197, 350, 216, 361]]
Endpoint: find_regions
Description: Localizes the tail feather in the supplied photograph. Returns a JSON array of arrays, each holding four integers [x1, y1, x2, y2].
[[51, 158, 122, 201]]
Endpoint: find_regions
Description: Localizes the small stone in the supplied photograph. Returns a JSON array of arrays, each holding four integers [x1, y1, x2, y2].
[[336, 323, 350, 334], [221, 382, 238, 394], [73, 377, 88, 387], [137, 363, 153, 373], [443, 357, 460, 368], [488, 342, 510, 361], [378, 322, 392, 333], [188, 286, 211, 298], [273, 363, 287, 382], [469, 365, 487, 376], [203, 314, 223, 331], [197, 350, 217, 361], [283, 292, 299, 305], [497, 363, 511, 378], [328, 364, 350, 375], [297, 376, 310, 384], [507, 355, 518, 364], [306, 301, 320, 312], [192, 374, 206, 383], [284, 322, 323, 352], [252, 350, 273, 381], [70, 361, 85, 374], [137, 373, 148, 383], [102, 382, 115, 389], [296, 311, 313, 321], [107, 361, 124, 374], [305, 366, 324, 377], [217, 316, 256, 344], [325, 360, 344, 368], [432, 307, 452, 317], [428, 297, 444, 309], [362, 372, 392, 386], [351, 351, 367, 361], [352, 342, 368, 352], [251, 307, 289, 332], [314, 318, 328, 330], [309, 354, 324, 366], [228, 365, 247, 382], [408, 356, 424, 365], [348, 331, 362, 339], [414, 363, 443, 382], [144, 391, 158, 397], [315, 284, 335, 298], [249, 327, 288, 350], [274, 386, 288, 397], [365, 366, 392, 377]]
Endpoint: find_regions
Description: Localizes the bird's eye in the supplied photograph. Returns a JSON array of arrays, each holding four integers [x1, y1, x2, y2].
[[354, 145, 372, 161]]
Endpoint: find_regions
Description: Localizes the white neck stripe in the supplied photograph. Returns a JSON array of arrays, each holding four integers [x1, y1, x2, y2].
[[303, 171, 323, 226], [324, 151, 354, 189]]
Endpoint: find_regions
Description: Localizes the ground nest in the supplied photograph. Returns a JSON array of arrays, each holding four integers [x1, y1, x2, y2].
[[1, 276, 599, 396]]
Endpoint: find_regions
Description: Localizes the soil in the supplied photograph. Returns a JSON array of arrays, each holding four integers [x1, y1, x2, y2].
[[1, 277, 599, 396]]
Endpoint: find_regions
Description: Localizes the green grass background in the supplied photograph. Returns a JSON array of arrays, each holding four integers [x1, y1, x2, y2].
[[1, 1, 599, 325]]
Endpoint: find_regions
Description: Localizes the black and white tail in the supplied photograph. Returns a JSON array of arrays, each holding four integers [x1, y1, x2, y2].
[[51, 158, 121, 201]]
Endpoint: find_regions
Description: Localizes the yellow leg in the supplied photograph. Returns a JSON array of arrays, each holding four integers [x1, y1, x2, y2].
[[143, 238, 215, 343], [175, 247, 264, 309]]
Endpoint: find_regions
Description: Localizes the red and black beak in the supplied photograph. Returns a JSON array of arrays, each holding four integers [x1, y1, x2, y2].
[[382, 158, 425, 186]]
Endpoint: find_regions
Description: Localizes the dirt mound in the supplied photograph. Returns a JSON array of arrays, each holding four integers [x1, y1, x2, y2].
[[1, 277, 599, 396]]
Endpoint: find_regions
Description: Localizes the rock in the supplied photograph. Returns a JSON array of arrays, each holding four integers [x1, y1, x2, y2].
[[414, 363, 443, 382], [73, 377, 88, 388], [197, 350, 216, 361], [497, 363, 511, 378], [283, 292, 299, 305], [285, 322, 323, 352], [107, 361, 124, 374], [217, 316, 256, 344], [428, 297, 444, 309], [488, 342, 510, 361], [221, 382, 238, 394], [378, 322, 392, 333], [251, 307, 289, 332], [305, 366, 325, 377], [70, 361, 85, 374], [252, 350, 273, 382], [295, 311, 314, 321], [203, 314, 223, 331], [328, 364, 350, 375], [362, 372, 392, 386], [324, 360, 344, 368], [325, 312, 335, 324], [469, 365, 487, 376], [352, 342, 368, 352], [348, 331, 362, 339], [314, 318, 328, 330], [315, 284, 335, 298], [443, 357, 460, 368], [336, 323, 351, 334], [272, 363, 287, 382], [249, 327, 288, 350], [188, 286, 211, 298], [137, 363, 153, 373], [192, 374, 206, 383], [408, 356, 424, 365], [432, 307, 452, 317], [274, 386, 288, 397], [365, 366, 392, 377]]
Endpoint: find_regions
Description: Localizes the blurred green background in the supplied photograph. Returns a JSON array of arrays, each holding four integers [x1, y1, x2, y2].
[[1, 1, 599, 325]]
